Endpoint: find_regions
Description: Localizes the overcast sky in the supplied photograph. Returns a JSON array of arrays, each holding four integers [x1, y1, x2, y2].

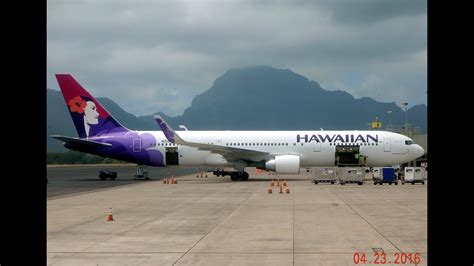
[[48, 0, 427, 116]]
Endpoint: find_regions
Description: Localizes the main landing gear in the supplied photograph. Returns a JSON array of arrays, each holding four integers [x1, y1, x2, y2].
[[212, 169, 249, 181], [230, 171, 249, 181]]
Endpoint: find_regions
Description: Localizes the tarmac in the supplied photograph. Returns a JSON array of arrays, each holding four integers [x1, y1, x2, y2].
[[47, 164, 201, 198], [47, 167, 427, 265]]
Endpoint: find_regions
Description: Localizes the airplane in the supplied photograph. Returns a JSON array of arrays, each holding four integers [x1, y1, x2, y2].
[[51, 74, 425, 181]]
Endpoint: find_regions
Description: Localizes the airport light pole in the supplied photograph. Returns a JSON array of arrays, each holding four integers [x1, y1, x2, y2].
[[387, 110, 392, 130], [402, 102, 408, 126]]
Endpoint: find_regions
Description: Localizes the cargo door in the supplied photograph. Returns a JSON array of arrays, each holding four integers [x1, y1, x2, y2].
[[383, 139, 391, 152], [132, 139, 141, 152], [313, 142, 321, 152], [165, 147, 179, 165]]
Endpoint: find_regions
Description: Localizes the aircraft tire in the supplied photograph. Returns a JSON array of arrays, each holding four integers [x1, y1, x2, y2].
[[240, 172, 249, 181], [230, 174, 240, 181]]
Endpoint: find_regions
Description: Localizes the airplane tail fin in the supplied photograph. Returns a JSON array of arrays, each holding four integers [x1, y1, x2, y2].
[[55, 74, 129, 138]]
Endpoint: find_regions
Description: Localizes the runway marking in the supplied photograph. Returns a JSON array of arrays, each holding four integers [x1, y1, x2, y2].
[[171, 182, 255, 266], [48, 180, 160, 200], [329, 189, 403, 253]]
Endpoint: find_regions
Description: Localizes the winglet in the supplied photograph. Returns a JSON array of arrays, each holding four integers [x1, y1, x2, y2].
[[154, 115, 186, 144]]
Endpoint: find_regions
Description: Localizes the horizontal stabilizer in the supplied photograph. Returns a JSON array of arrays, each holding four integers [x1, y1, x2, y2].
[[51, 135, 112, 148]]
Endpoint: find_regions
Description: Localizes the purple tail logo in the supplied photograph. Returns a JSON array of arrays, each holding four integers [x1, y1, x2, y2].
[[56, 74, 128, 138]]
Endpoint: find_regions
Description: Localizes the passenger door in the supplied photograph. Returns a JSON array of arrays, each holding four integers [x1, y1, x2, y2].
[[383, 139, 391, 152], [313, 142, 321, 152], [133, 139, 141, 152]]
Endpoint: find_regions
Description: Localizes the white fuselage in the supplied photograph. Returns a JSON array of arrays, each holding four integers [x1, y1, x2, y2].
[[134, 130, 424, 168]]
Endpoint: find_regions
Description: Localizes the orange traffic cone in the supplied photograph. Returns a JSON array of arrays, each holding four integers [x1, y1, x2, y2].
[[173, 176, 177, 184], [268, 186, 272, 194], [270, 179, 274, 187], [286, 186, 290, 194], [107, 208, 114, 221], [279, 184, 283, 194], [163, 178, 167, 184], [283, 180, 287, 186]]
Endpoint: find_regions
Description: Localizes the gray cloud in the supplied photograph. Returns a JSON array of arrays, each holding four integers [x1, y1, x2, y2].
[[48, 0, 427, 116]]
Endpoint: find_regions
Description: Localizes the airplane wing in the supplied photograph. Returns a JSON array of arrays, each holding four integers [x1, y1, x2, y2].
[[51, 135, 112, 148], [154, 115, 268, 162]]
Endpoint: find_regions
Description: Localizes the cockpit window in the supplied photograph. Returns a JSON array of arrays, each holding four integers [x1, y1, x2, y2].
[[405, 140, 414, 145]]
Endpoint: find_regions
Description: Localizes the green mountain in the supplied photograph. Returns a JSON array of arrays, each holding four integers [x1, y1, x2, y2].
[[47, 66, 427, 151]]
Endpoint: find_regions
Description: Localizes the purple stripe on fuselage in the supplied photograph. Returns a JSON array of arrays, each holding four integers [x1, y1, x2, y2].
[[66, 131, 165, 167]]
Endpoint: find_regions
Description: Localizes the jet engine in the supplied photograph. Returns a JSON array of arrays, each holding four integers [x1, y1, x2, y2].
[[265, 155, 300, 174]]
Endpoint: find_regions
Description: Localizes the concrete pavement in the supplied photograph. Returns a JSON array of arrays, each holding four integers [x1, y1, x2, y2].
[[48, 168, 427, 265]]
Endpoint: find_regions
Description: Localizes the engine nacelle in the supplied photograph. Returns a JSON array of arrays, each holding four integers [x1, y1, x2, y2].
[[265, 155, 300, 174]]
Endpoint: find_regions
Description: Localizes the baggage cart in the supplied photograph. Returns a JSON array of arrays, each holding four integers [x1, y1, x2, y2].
[[373, 167, 397, 185], [403, 167, 425, 185], [338, 167, 365, 185], [312, 167, 337, 184]]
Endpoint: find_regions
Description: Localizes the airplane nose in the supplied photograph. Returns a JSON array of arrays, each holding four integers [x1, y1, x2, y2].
[[413, 144, 425, 158]]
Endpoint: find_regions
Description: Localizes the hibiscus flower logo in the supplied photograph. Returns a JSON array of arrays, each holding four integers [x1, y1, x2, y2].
[[68, 96, 86, 114]]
